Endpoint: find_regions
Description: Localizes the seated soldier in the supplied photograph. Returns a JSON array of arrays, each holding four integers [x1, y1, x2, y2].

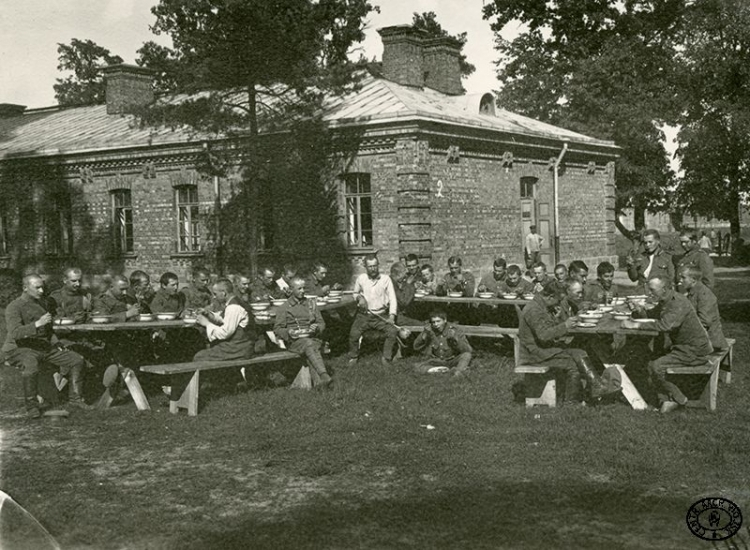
[[558, 279, 586, 318], [497, 264, 534, 296], [390, 262, 418, 325], [413, 310, 473, 377], [3, 274, 89, 417], [679, 266, 728, 352], [92, 275, 140, 322], [235, 273, 251, 305], [676, 229, 715, 289], [128, 270, 156, 312], [584, 261, 619, 304], [531, 262, 553, 293], [250, 266, 285, 302], [415, 264, 438, 295], [150, 272, 185, 315], [49, 267, 91, 323], [305, 263, 342, 298], [551, 263, 569, 294], [404, 254, 421, 285], [275, 264, 298, 297], [623, 275, 713, 413], [194, 278, 255, 361], [519, 282, 613, 403], [348, 254, 399, 365], [568, 260, 589, 286], [180, 267, 213, 311], [477, 258, 507, 295], [274, 277, 333, 388], [440, 256, 475, 297]]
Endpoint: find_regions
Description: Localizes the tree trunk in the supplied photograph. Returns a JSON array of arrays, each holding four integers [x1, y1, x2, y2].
[[729, 194, 741, 257], [246, 85, 259, 276], [614, 211, 637, 241], [633, 205, 646, 232]]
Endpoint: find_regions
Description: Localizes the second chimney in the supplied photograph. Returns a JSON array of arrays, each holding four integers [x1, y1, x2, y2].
[[103, 64, 154, 115]]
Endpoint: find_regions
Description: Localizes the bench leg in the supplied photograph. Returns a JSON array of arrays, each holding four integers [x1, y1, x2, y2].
[[170, 370, 200, 416], [700, 364, 720, 412], [121, 368, 150, 411], [290, 366, 312, 390], [719, 347, 733, 384], [606, 364, 648, 411], [524, 373, 557, 408]]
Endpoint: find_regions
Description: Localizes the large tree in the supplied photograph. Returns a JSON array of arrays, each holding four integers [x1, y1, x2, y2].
[[135, 0, 377, 272], [482, 0, 685, 234], [675, 0, 750, 246], [54, 39, 123, 106]]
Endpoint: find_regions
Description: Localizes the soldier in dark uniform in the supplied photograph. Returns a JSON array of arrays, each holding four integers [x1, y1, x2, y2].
[[304, 263, 342, 298], [477, 258, 507, 295], [92, 275, 140, 322], [497, 264, 534, 296], [249, 267, 285, 302], [440, 256, 475, 297], [404, 254, 421, 285], [568, 260, 589, 286], [679, 266, 727, 351], [626, 229, 674, 290], [3, 274, 89, 417], [150, 272, 185, 315], [273, 278, 332, 388], [180, 267, 213, 311], [531, 262, 554, 293], [413, 310, 473, 377], [49, 267, 91, 322], [519, 282, 612, 403], [128, 270, 155, 313], [675, 230, 715, 289], [623, 275, 713, 413], [584, 261, 619, 305]]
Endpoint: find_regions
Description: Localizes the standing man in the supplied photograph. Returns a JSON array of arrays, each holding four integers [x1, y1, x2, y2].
[[274, 278, 333, 388], [519, 282, 611, 403], [413, 310, 473, 377], [348, 254, 399, 365], [441, 256, 475, 297], [49, 267, 91, 323], [584, 261, 619, 305], [626, 229, 674, 290], [679, 266, 728, 352], [675, 230, 715, 289], [3, 274, 89, 417], [477, 258, 507, 295], [525, 225, 543, 268], [624, 275, 713, 413], [181, 267, 213, 311]]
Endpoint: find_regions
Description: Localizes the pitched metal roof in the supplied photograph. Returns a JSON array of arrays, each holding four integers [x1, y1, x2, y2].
[[0, 73, 616, 161]]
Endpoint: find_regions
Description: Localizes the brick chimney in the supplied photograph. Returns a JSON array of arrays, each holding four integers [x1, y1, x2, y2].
[[378, 25, 464, 96], [102, 64, 154, 115], [423, 37, 464, 95]]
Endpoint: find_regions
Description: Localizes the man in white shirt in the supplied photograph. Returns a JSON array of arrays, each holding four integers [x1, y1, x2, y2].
[[194, 278, 255, 361], [525, 225, 543, 268], [348, 255, 399, 365]]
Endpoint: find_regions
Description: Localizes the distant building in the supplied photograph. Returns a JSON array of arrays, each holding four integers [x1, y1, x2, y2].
[[0, 25, 619, 283]]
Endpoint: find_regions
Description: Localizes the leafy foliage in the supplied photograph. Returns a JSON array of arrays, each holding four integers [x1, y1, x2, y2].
[[675, 0, 750, 238], [411, 11, 476, 79], [482, 0, 685, 229], [54, 38, 123, 106]]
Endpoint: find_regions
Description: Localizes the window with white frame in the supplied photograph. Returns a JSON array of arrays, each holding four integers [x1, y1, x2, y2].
[[112, 189, 134, 255], [176, 186, 201, 253], [342, 173, 373, 248]]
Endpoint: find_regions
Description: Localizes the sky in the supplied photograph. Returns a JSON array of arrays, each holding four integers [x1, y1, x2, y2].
[[0, 0, 505, 110]]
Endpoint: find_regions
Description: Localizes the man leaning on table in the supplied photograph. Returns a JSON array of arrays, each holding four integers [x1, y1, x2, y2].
[[348, 254, 399, 365], [476, 258, 507, 295], [623, 275, 713, 413], [4, 274, 90, 418], [92, 275, 140, 321]]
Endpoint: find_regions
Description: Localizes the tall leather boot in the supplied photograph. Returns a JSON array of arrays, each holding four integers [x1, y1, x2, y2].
[[575, 356, 611, 400], [22, 375, 41, 419]]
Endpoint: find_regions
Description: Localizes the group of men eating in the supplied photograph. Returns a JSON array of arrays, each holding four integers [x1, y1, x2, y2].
[[2, 225, 727, 418]]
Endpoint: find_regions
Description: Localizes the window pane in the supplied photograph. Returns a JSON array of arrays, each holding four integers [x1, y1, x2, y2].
[[345, 177, 358, 195], [358, 175, 371, 194]]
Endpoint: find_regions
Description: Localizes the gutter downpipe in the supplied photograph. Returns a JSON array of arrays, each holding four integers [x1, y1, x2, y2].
[[553, 142, 568, 264]]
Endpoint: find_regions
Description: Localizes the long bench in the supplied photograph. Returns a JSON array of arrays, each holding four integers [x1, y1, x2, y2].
[[140, 351, 303, 416]]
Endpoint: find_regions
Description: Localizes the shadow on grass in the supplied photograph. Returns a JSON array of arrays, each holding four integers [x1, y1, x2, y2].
[[168, 481, 696, 550]]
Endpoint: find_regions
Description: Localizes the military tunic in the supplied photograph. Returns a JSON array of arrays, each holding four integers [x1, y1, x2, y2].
[[477, 272, 506, 295], [627, 247, 674, 288], [686, 282, 727, 350], [150, 289, 185, 315], [441, 270, 476, 297], [49, 287, 91, 323], [675, 248, 715, 289], [273, 295, 327, 375], [497, 278, 534, 296], [583, 280, 619, 304], [92, 292, 136, 323]]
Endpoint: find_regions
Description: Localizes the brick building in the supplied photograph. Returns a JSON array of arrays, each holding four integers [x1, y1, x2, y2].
[[0, 25, 619, 284]]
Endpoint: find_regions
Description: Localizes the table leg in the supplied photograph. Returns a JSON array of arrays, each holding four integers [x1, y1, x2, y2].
[[121, 368, 151, 411], [606, 363, 648, 410]]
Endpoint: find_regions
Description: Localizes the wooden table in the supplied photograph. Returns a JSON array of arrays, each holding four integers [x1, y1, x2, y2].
[[413, 294, 529, 323], [252, 295, 356, 327]]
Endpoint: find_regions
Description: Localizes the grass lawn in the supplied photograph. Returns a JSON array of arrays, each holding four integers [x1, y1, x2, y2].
[[1, 273, 749, 549]]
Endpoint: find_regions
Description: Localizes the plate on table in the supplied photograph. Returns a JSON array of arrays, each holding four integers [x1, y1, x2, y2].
[[576, 322, 598, 328], [631, 318, 655, 323], [328, 290, 343, 297], [415, 291, 428, 298], [612, 313, 631, 321], [91, 316, 112, 324], [597, 306, 614, 313], [271, 299, 287, 307], [427, 366, 450, 374], [138, 314, 155, 322], [501, 294, 517, 300], [54, 318, 76, 326], [182, 317, 197, 324], [289, 328, 312, 339], [326, 297, 341, 303], [478, 292, 494, 299], [156, 312, 179, 321], [250, 302, 270, 311], [447, 291, 463, 298], [523, 294, 535, 300]]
